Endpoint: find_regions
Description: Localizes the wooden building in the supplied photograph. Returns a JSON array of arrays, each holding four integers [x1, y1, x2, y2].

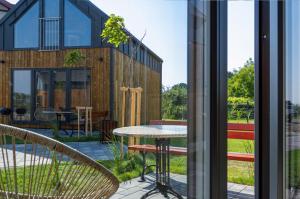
[[0, 0, 162, 127]]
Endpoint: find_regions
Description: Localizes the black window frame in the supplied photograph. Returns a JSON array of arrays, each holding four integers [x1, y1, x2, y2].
[[12, 0, 93, 50], [11, 67, 91, 124]]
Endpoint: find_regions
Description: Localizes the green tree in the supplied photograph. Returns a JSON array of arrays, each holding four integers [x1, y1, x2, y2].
[[101, 14, 129, 47], [162, 83, 187, 120], [228, 58, 254, 99], [100, 14, 146, 87]]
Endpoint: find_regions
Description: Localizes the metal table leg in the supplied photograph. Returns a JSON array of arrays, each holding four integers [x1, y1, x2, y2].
[[141, 138, 183, 199], [56, 114, 69, 136]]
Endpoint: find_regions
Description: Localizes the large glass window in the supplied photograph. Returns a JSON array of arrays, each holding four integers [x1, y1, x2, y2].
[[44, 0, 60, 17], [35, 71, 50, 109], [53, 70, 67, 110], [64, 0, 91, 47], [43, 0, 60, 48], [285, 1, 300, 197], [14, 2, 39, 48], [13, 70, 32, 121], [12, 68, 91, 122]]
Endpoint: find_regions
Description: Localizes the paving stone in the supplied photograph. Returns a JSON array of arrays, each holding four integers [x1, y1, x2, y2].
[[110, 193, 124, 199], [120, 190, 148, 199], [115, 174, 254, 199]]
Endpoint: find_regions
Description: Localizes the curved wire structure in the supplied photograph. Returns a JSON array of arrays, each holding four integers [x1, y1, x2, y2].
[[0, 124, 119, 199]]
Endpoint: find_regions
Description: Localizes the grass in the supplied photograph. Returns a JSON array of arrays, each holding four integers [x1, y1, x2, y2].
[[228, 161, 254, 185], [228, 119, 254, 124], [98, 153, 186, 183], [116, 136, 255, 185], [228, 139, 254, 153], [0, 162, 94, 195]]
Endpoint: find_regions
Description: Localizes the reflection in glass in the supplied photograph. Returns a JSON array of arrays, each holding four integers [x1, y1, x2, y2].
[[53, 71, 66, 110], [286, 1, 300, 197], [14, 2, 39, 48], [43, 0, 60, 48], [71, 70, 91, 108], [13, 70, 31, 121], [188, 0, 210, 198], [44, 0, 60, 17], [36, 71, 50, 109], [64, 0, 91, 47]]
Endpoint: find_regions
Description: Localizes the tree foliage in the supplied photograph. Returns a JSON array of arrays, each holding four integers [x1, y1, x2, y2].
[[101, 14, 129, 47], [162, 83, 187, 120], [228, 58, 254, 99], [64, 50, 85, 66]]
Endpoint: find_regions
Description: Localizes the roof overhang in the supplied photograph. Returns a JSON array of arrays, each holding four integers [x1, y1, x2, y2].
[[0, 0, 13, 10]]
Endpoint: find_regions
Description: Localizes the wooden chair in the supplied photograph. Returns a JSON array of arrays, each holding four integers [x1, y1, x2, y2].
[[0, 124, 119, 198]]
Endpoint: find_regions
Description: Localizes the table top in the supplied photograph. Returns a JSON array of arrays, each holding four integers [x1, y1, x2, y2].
[[113, 125, 187, 138]]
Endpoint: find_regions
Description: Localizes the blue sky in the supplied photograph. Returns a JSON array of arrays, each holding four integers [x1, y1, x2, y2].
[[228, 0, 254, 71], [8, 0, 254, 86]]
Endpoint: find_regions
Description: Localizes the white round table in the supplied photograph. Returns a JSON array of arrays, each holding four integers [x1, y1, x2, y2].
[[113, 125, 187, 138], [113, 125, 187, 199]]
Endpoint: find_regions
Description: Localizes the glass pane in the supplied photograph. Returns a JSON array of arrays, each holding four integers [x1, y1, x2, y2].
[[43, 19, 60, 47], [44, 0, 60, 48], [64, 0, 91, 47], [13, 70, 31, 121], [44, 0, 60, 17], [14, 2, 39, 48], [286, 1, 300, 197], [36, 71, 50, 110], [53, 70, 66, 110], [71, 70, 91, 108], [188, 1, 210, 198], [227, 1, 255, 197]]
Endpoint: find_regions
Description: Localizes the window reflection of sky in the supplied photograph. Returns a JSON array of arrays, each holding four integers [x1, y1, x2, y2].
[[14, 70, 31, 94], [286, 1, 300, 106]]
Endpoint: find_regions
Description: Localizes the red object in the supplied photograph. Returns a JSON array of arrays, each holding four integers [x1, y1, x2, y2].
[[132, 121, 255, 162], [227, 131, 254, 140], [227, 123, 255, 162], [227, 123, 254, 131], [129, 144, 187, 156], [227, 152, 255, 162]]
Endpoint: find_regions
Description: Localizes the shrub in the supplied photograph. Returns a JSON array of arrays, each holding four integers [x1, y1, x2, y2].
[[228, 97, 254, 122]]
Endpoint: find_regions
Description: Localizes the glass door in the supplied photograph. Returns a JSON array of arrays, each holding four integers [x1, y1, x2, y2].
[[53, 70, 67, 110], [285, 1, 300, 197], [187, 1, 227, 198], [35, 71, 51, 110]]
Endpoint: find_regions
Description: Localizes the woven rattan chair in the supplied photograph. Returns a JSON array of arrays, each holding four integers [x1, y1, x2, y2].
[[0, 124, 119, 198]]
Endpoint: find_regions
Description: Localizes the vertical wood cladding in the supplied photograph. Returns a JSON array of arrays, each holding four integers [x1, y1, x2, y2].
[[113, 49, 161, 126], [0, 48, 161, 126]]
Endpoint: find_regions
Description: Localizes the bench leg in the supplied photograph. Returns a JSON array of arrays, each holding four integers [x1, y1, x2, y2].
[[140, 151, 146, 182]]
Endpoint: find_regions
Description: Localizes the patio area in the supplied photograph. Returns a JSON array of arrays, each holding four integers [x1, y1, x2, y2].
[[0, 127, 255, 198], [29, 128, 254, 198], [112, 173, 254, 199]]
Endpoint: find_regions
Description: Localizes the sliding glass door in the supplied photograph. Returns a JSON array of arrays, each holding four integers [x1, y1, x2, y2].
[[12, 68, 91, 122], [53, 70, 67, 110], [36, 71, 51, 110], [188, 1, 227, 198], [285, 1, 300, 197]]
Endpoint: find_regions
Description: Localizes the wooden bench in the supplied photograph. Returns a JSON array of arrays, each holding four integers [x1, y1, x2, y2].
[[128, 120, 254, 180], [227, 123, 254, 162]]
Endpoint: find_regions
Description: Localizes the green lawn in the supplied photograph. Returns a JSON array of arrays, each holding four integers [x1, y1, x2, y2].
[[98, 153, 186, 183], [99, 137, 255, 185]]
